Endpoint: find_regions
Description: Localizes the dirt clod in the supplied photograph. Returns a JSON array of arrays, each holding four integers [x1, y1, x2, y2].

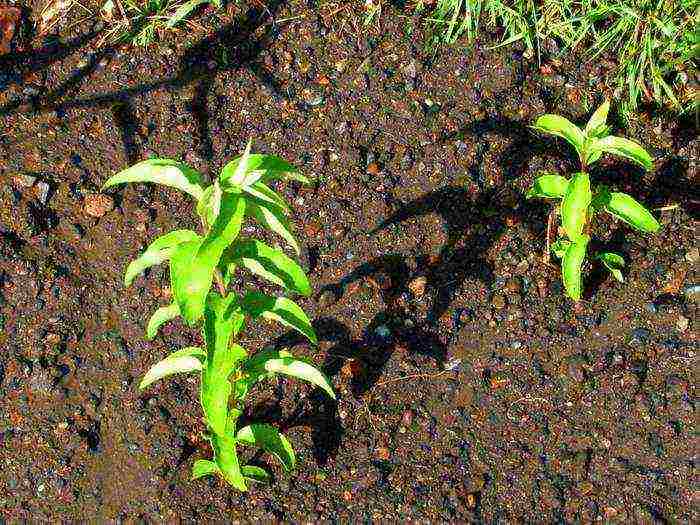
[[83, 193, 114, 218]]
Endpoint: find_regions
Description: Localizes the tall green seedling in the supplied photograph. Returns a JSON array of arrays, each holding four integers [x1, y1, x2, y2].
[[103, 141, 335, 489], [527, 101, 660, 301]]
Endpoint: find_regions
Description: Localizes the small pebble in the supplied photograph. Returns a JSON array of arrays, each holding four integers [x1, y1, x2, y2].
[[685, 248, 699, 263], [677, 315, 689, 332], [408, 276, 427, 297], [491, 294, 506, 310], [35, 182, 50, 205], [84, 193, 114, 218]]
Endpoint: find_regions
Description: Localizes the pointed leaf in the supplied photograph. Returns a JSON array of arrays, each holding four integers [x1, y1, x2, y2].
[[103, 158, 204, 200], [191, 459, 220, 480], [124, 230, 200, 286], [165, 0, 208, 28], [146, 302, 180, 340], [526, 173, 569, 199], [209, 414, 247, 491], [584, 100, 610, 137], [241, 291, 317, 344], [550, 239, 571, 259], [601, 192, 661, 233], [140, 346, 205, 389], [220, 139, 253, 188], [196, 182, 222, 228], [222, 238, 311, 296], [246, 198, 300, 254], [560, 172, 591, 241], [171, 193, 246, 325], [591, 136, 653, 171], [562, 235, 589, 301], [243, 348, 335, 399], [243, 181, 290, 211], [201, 294, 247, 437], [596, 252, 625, 283], [532, 114, 585, 156], [241, 465, 270, 483], [236, 424, 296, 471]]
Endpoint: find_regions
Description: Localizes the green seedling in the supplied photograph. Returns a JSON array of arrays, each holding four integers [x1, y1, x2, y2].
[[103, 141, 335, 490], [527, 100, 660, 301]]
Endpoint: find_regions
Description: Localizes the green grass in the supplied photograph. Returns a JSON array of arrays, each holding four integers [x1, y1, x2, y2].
[[421, 0, 699, 115]]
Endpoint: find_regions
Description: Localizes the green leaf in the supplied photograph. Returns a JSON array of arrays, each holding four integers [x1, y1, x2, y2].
[[584, 100, 610, 138], [191, 459, 220, 480], [596, 252, 625, 283], [241, 465, 270, 483], [220, 139, 253, 188], [560, 172, 591, 241], [139, 346, 205, 389], [562, 235, 589, 301], [240, 291, 317, 344], [171, 193, 246, 325], [201, 294, 247, 437], [590, 135, 653, 171], [526, 173, 569, 199], [124, 230, 200, 287], [196, 182, 222, 228], [243, 181, 290, 211], [146, 302, 180, 340], [550, 239, 571, 259], [165, 0, 209, 28], [243, 348, 335, 399], [246, 197, 300, 254], [532, 114, 585, 157], [222, 238, 312, 296], [236, 424, 296, 471], [209, 413, 247, 491], [601, 192, 661, 233], [220, 152, 307, 190], [102, 158, 205, 200]]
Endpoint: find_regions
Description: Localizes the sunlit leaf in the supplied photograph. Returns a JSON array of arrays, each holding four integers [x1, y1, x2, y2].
[[103, 158, 205, 200], [560, 172, 591, 241], [526, 173, 569, 199], [220, 139, 253, 188], [165, 0, 208, 28], [240, 291, 317, 344], [124, 230, 199, 287], [242, 348, 335, 399], [246, 197, 300, 254], [145, 302, 180, 340], [584, 100, 610, 137], [600, 192, 661, 233], [222, 238, 311, 296], [191, 459, 219, 480], [590, 135, 653, 171], [201, 293, 247, 437], [171, 194, 246, 325], [596, 252, 625, 283], [196, 182, 222, 228], [243, 181, 290, 211], [236, 424, 296, 471], [139, 346, 205, 389], [532, 114, 585, 157], [220, 150, 307, 190], [562, 235, 589, 301]]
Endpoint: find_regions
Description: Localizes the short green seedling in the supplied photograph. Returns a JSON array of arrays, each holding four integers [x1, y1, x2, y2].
[[103, 141, 335, 490], [527, 101, 661, 301]]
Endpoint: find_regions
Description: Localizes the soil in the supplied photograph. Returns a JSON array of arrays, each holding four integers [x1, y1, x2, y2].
[[0, 1, 698, 522]]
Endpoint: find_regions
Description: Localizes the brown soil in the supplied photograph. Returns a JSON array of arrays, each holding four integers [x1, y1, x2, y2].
[[0, 1, 697, 522]]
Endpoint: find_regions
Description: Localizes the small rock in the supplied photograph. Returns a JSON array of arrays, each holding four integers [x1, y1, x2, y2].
[[677, 315, 689, 332], [366, 162, 380, 175], [0, 6, 21, 55], [444, 355, 463, 371], [374, 447, 390, 461], [489, 372, 510, 389], [408, 276, 426, 297], [84, 194, 114, 218], [685, 248, 699, 263], [35, 182, 50, 205], [401, 409, 414, 427], [628, 327, 651, 345], [505, 277, 521, 295], [13, 174, 36, 187]]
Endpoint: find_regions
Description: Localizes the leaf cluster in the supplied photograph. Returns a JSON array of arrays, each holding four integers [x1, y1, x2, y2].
[[103, 141, 335, 489], [527, 101, 661, 300]]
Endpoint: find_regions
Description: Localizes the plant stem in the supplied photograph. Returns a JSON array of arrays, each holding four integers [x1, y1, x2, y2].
[[214, 268, 226, 296]]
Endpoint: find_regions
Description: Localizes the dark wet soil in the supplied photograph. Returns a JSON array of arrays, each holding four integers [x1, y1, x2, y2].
[[0, 1, 698, 521]]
